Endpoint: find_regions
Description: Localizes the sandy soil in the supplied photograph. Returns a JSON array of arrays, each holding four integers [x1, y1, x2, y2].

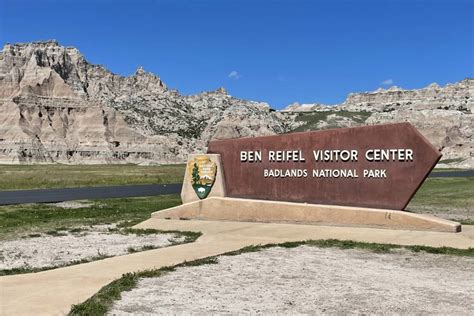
[[48, 200, 95, 209], [0, 225, 183, 270], [110, 246, 474, 315]]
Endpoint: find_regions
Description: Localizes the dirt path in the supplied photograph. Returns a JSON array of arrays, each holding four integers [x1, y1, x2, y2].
[[110, 246, 474, 315]]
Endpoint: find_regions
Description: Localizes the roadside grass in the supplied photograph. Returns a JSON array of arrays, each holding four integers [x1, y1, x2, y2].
[[407, 177, 474, 212], [437, 158, 466, 165], [456, 219, 474, 225], [69, 239, 474, 315], [0, 164, 185, 190], [431, 168, 469, 172], [0, 195, 182, 240]]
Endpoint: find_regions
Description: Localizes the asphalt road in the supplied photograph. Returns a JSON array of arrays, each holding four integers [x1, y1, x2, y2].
[[429, 170, 474, 178], [0, 170, 471, 206]]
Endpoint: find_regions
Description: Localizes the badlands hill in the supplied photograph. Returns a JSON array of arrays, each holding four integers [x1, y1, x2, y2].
[[0, 41, 472, 167], [282, 79, 473, 168]]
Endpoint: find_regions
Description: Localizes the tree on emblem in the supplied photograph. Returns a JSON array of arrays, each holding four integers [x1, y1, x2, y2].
[[192, 162, 200, 185]]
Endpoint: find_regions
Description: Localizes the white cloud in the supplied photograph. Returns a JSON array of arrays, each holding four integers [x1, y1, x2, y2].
[[381, 79, 394, 85], [228, 70, 241, 80]]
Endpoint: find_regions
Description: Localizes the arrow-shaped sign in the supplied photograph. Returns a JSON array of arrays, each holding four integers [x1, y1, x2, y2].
[[208, 123, 441, 210]]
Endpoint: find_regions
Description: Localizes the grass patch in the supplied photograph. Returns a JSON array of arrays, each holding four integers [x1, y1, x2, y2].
[[45, 230, 68, 237], [431, 168, 469, 172], [291, 110, 371, 132], [26, 233, 41, 238], [438, 158, 466, 164], [222, 239, 474, 257], [458, 219, 474, 225], [121, 228, 201, 245], [69, 228, 85, 233], [71, 272, 140, 315], [127, 245, 155, 254], [0, 164, 185, 190], [408, 177, 474, 211], [0, 195, 182, 240], [69, 239, 474, 315], [0, 255, 110, 276]]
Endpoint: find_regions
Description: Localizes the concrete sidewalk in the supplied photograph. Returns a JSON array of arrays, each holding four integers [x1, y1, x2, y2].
[[1, 219, 473, 315]]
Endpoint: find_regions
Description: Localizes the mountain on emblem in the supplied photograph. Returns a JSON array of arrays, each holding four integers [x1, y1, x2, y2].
[[188, 156, 217, 199]]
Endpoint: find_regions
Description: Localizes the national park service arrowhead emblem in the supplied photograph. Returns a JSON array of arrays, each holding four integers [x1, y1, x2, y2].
[[188, 155, 217, 199]]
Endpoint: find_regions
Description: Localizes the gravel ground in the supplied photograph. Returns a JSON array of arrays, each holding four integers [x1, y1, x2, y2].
[[48, 200, 95, 209], [0, 225, 183, 270], [110, 246, 474, 315]]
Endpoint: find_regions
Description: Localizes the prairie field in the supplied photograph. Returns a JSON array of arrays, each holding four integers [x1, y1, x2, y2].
[[0, 164, 185, 190]]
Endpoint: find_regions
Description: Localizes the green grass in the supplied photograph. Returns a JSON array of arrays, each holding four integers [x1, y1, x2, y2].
[[431, 168, 469, 172], [291, 110, 372, 132], [456, 219, 474, 225], [122, 227, 201, 244], [407, 177, 474, 211], [0, 164, 185, 190], [0, 195, 182, 240], [438, 158, 466, 164], [69, 239, 474, 315]]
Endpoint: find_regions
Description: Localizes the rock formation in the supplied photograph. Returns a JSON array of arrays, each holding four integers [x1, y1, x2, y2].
[[0, 40, 472, 168], [282, 80, 473, 168], [0, 41, 284, 164]]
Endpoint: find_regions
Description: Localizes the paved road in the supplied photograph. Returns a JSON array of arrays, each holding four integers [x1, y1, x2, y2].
[[0, 170, 471, 205], [428, 170, 474, 178], [0, 183, 182, 205]]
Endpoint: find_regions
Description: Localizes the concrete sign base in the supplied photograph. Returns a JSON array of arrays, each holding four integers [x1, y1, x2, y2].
[[153, 197, 461, 233]]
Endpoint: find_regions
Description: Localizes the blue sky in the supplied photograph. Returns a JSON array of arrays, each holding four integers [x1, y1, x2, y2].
[[1, 0, 472, 108]]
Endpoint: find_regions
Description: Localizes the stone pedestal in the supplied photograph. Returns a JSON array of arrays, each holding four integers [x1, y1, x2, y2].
[[153, 197, 461, 233]]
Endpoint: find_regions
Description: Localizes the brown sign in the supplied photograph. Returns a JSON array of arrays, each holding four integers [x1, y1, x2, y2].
[[207, 123, 441, 210]]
